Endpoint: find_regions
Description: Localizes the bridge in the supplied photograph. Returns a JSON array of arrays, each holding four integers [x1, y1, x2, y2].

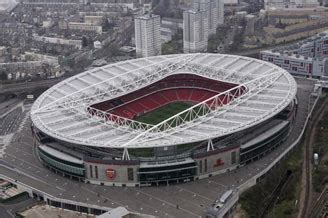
[[0, 78, 64, 95]]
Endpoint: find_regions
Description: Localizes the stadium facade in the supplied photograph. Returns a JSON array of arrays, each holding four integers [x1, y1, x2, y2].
[[30, 53, 297, 187]]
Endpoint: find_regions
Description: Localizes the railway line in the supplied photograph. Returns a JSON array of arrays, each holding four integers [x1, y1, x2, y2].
[[310, 186, 328, 217], [300, 97, 328, 218]]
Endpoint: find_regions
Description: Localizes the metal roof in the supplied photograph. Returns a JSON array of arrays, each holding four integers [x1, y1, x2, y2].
[[39, 145, 83, 164], [240, 121, 289, 150], [31, 53, 297, 149]]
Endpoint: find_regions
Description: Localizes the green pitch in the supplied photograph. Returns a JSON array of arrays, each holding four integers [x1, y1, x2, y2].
[[135, 102, 193, 125], [135, 102, 210, 126]]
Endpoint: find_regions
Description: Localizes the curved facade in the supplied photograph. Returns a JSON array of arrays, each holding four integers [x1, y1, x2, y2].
[[31, 53, 298, 186]]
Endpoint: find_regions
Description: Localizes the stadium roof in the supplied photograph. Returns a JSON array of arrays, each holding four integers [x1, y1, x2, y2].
[[31, 53, 297, 149]]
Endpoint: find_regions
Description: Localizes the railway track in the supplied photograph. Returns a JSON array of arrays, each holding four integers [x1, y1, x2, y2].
[[310, 186, 328, 217], [300, 98, 328, 218], [260, 170, 293, 217]]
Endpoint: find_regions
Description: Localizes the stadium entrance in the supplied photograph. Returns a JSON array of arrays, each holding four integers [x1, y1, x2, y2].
[[138, 159, 197, 186]]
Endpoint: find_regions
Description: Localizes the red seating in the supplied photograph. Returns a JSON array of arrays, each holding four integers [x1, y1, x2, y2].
[[200, 92, 215, 102], [190, 90, 206, 102], [162, 90, 178, 101], [111, 108, 134, 119], [141, 98, 160, 110], [152, 93, 169, 105], [177, 89, 191, 101], [130, 102, 147, 113], [90, 74, 241, 120]]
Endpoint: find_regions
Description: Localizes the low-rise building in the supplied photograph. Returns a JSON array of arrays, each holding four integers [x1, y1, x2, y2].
[[59, 21, 103, 34], [260, 50, 328, 78], [33, 34, 83, 49], [296, 30, 328, 58], [160, 18, 183, 43], [264, 0, 320, 10], [21, 0, 80, 5], [160, 27, 173, 43], [24, 52, 59, 63], [68, 22, 103, 34], [223, 0, 238, 5], [84, 16, 104, 25], [0, 46, 7, 57]]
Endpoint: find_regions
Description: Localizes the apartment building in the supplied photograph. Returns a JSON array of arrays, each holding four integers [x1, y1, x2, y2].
[[183, 9, 208, 53], [134, 14, 161, 57]]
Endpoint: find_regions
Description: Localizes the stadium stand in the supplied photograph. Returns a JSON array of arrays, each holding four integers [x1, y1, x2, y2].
[[91, 74, 238, 120]]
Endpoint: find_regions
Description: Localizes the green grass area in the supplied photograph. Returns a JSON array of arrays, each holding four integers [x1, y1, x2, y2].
[[239, 141, 303, 218], [135, 102, 209, 126], [312, 95, 328, 192], [266, 147, 303, 218]]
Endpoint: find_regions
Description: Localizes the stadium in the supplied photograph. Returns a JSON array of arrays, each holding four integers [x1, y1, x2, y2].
[[30, 53, 297, 187]]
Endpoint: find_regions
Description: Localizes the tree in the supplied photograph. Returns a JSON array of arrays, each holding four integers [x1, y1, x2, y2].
[[0, 71, 7, 81], [102, 19, 115, 32], [82, 36, 89, 47], [162, 42, 176, 55], [208, 33, 221, 53]]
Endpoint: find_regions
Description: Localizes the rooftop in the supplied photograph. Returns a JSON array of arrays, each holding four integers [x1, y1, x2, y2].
[[135, 13, 160, 20]]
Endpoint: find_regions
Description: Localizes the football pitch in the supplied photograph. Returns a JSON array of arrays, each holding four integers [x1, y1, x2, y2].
[[135, 102, 193, 125], [135, 101, 210, 126]]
